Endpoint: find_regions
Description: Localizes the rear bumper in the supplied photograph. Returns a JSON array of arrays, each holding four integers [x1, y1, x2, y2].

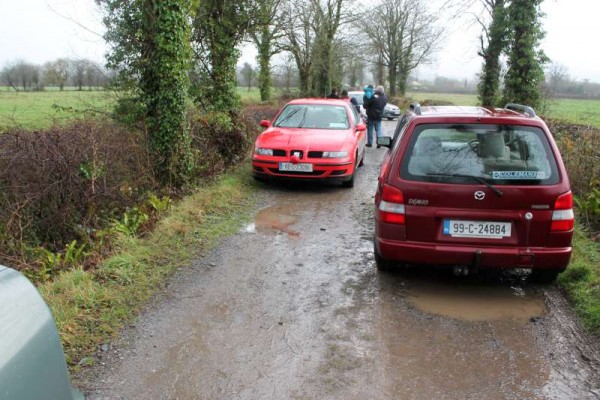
[[375, 237, 572, 269]]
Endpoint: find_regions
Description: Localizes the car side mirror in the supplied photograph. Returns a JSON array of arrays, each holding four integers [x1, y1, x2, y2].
[[260, 120, 271, 128], [377, 136, 392, 148], [356, 123, 366, 132]]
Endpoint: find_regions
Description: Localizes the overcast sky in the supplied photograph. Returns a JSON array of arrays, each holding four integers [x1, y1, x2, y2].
[[0, 0, 598, 82]]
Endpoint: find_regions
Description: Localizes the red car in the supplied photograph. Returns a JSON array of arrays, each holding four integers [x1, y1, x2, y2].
[[252, 98, 367, 187], [375, 104, 574, 283]]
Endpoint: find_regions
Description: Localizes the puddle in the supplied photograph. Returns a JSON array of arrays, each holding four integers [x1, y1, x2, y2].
[[251, 206, 299, 236], [406, 282, 547, 322]]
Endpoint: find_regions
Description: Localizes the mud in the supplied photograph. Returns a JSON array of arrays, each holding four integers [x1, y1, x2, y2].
[[79, 121, 600, 400]]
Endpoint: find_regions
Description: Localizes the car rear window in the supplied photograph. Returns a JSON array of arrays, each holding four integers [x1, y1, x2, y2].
[[274, 104, 349, 129], [400, 124, 560, 185]]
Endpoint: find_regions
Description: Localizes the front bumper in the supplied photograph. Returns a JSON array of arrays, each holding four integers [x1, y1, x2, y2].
[[252, 159, 354, 181]]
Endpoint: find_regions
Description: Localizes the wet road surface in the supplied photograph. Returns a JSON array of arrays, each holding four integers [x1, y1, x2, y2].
[[81, 121, 600, 399]]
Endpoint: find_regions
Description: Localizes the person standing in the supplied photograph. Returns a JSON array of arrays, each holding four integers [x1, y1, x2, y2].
[[364, 85, 387, 147], [340, 89, 360, 114], [327, 87, 340, 99]]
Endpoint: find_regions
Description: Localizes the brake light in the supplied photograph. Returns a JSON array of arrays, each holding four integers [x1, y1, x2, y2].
[[378, 184, 405, 224], [551, 191, 574, 231]]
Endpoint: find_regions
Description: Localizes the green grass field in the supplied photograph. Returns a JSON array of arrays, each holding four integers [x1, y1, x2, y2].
[[404, 91, 600, 127], [1, 87, 599, 129], [0, 89, 113, 130]]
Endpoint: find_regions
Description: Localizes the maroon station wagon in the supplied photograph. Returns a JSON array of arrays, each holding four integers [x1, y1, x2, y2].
[[374, 104, 574, 283]]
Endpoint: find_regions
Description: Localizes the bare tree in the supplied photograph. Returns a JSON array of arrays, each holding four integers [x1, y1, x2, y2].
[[362, 0, 442, 97], [72, 59, 90, 91], [44, 58, 71, 90], [546, 62, 569, 97], [281, 0, 359, 97], [240, 62, 256, 91], [280, 0, 315, 96], [1, 63, 19, 91]]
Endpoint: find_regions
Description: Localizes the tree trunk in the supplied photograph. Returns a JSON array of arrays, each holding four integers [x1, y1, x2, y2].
[[257, 27, 272, 102]]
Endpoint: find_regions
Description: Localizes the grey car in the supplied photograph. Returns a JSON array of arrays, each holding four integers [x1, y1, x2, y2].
[[0, 265, 84, 400]]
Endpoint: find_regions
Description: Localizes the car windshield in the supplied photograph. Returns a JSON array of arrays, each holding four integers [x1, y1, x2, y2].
[[401, 124, 559, 185], [274, 104, 350, 129]]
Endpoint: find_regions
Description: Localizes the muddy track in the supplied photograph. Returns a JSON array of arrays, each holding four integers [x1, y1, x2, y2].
[[79, 121, 600, 400]]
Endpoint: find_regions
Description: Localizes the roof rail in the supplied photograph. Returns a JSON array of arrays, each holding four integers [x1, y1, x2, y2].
[[504, 103, 536, 117], [410, 102, 421, 115]]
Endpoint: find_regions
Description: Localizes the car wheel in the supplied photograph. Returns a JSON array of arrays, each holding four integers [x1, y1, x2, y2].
[[374, 242, 394, 271], [342, 154, 358, 188], [528, 268, 564, 284], [387, 117, 394, 121], [342, 172, 355, 188]]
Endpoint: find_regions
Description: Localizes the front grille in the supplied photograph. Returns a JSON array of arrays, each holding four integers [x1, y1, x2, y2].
[[308, 151, 323, 158], [290, 150, 304, 159], [273, 149, 286, 156], [330, 170, 347, 176]]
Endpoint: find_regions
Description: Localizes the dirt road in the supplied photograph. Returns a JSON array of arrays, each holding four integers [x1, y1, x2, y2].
[[81, 121, 600, 400]]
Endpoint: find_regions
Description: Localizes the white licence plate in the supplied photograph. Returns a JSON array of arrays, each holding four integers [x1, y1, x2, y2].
[[279, 162, 313, 172], [443, 220, 511, 239]]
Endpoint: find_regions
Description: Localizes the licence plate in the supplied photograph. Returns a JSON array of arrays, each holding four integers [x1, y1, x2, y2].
[[279, 162, 313, 172], [443, 220, 511, 239]]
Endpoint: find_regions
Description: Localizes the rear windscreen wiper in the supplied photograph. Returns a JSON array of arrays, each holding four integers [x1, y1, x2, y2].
[[426, 173, 504, 197]]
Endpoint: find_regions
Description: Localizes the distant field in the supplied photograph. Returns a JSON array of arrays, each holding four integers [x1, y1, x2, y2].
[[1, 87, 598, 129], [405, 91, 600, 127], [0, 89, 113, 130]]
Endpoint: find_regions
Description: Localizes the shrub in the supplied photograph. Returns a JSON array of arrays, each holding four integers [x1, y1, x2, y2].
[[547, 119, 600, 233], [0, 119, 156, 270], [189, 110, 260, 177]]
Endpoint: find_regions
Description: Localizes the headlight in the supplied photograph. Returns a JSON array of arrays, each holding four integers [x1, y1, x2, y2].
[[255, 148, 273, 156], [322, 151, 348, 158]]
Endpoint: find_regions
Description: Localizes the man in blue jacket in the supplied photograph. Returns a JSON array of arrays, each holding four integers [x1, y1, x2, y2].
[[364, 85, 387, 147]]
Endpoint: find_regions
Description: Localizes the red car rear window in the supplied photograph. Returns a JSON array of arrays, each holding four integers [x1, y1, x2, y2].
[[400, 124, 560, 185]]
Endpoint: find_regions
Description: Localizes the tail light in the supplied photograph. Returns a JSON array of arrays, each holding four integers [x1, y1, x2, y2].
[[551, 191, 574, 231], [378, 184, 405, 224]]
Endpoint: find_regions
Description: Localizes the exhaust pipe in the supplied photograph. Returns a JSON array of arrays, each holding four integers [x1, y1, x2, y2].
[[453, 266, 469, 276]]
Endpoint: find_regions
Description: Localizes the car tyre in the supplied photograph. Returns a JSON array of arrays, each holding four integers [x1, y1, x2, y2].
[[387, 117, 394, 121], [528, 268, 564, 284], [342, 173, 355, 188], [342, 154, 358, 188]]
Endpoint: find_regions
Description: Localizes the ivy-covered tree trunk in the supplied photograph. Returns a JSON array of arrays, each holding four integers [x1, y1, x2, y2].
[[256, 26, 273, 102], [100, 0, 194, 187], [141, 0, 193, 186], [502, 0, 548, 109], [478, 0, 508, 107], [192, 0, 257, 112], [311, 35, 334, 97]]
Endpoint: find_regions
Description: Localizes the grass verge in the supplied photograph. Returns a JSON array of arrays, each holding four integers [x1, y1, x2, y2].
[[558, 226, 600, 335], [39, 164, 257, 367]]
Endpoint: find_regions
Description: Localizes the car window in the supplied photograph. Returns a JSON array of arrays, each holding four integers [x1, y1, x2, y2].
[[400, 124, 560, 185], [274, 105, 350, 129], [350, 105, 360, 124]]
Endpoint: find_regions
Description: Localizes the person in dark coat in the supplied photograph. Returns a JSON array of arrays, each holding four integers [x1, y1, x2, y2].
[[327, 87, 340, 99], [364, 85, 387, 147], [340, 90, 360, 114]]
